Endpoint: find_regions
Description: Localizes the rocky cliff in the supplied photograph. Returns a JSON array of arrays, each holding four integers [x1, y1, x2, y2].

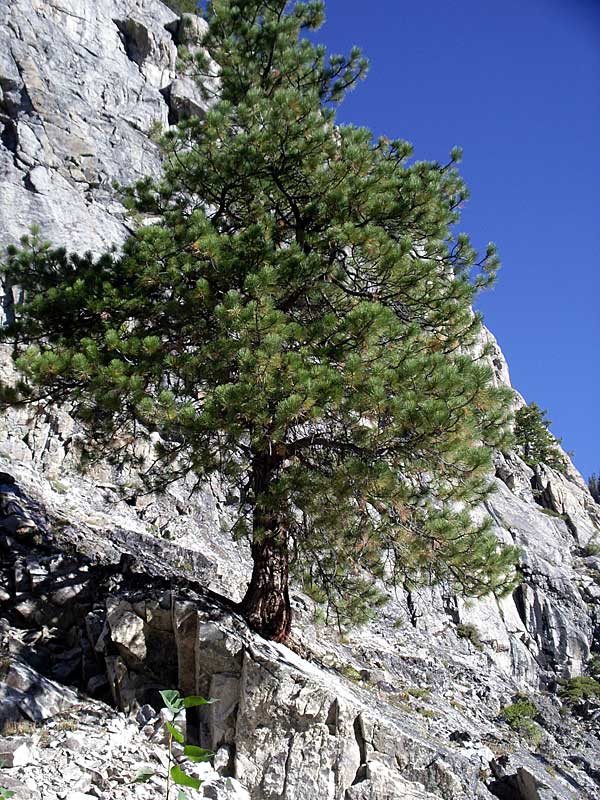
[[1, 2, 600, 799]]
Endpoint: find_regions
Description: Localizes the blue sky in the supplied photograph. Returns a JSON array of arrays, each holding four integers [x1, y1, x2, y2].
[[313, 0, 599, 479]]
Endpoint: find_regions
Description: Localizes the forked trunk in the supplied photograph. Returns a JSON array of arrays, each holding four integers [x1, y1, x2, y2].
[[240, 522, 292, 643]]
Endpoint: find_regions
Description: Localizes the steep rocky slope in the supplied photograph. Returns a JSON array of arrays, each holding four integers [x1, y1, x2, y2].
[[2, 2, 600, 799]]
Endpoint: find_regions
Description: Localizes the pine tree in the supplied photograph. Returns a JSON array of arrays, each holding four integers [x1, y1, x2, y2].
[[588, 474, 600, 503], [164, 0, 199, 14], [1, 0, 518, 641], [514, 402, 566, 473]]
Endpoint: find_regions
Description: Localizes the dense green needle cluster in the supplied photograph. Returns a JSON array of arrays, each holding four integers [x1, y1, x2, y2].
[[588, 474, 600, 504], [1, 0, 518, 639], [514, 402, 566, 473], [164, 0, 200, 14]]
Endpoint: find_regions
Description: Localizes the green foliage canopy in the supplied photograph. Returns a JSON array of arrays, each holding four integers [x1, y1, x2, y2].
[[559, 676, 600, 704], [163, 0, 199, 14], [514, 402, 566, 473], [1, 0, 517, 638], [588, 473, 599, 503], [500, 697, 538, 728]]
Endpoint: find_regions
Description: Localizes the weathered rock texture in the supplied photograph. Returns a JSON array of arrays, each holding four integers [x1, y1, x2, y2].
[[1, 1, 600, 799], [0, 0, 210, 270]]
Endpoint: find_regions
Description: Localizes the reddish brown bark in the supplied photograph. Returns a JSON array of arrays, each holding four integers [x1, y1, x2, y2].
[[239, 450, 292, 642], [240, 524, 292, 642]]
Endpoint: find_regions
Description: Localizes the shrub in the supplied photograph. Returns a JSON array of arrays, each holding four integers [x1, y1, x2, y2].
[[582, 541, 600, 558], [500, 697, 542, 746], [405, 687, 431, 699], [164, 0, 199, 13], [559, 676, 600, 703], [588, 655, 600, 679], [456, 623, 483, 650], [539, 507, 569, 522], [337, 663, 365, 684], [500, 697, 538, 728]]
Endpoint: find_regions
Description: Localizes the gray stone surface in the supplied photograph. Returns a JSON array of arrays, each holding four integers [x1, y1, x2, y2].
[[0, 735, 36, 767], [0, 0, 173, 266], [2, 537, 600, 798], [1, 1, 600, 799]]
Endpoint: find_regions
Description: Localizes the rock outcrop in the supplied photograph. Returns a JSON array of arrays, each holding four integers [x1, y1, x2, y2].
[[1, 2, 600, 799]]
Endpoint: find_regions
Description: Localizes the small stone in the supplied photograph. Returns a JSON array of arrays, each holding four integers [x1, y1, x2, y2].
[[50, 583, 87, 606], [106, 600, 147, 663], [213, 744, 233, 775], [87, 674, 109, 694], [0, 775, 40, 800], [63, 732, 86, 752], [65, 794, 96, 800], [136, 703, 156, 726], [0, 736, 35, 767], [141, 723, 155, 739], [201, 778, 251, 800], [15, 599, 37, 620], [449, 730, 472, 744]]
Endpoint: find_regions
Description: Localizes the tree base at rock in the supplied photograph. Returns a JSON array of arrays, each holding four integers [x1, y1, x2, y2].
[[239, 535, 292, 643]]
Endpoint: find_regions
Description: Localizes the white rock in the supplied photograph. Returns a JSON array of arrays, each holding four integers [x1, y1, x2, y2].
[[0, 736, 35, 767], [106, 599, 147, 662]]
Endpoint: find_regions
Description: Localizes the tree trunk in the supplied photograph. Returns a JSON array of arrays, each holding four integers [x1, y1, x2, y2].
[[240, 521, 292, 643]]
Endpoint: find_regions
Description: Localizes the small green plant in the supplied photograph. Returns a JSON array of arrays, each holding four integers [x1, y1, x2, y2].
[[500, 697, 542, 745], [0, 789, 15, 800], [148, 120, 165, 143], [559, 676, 600, 703], [0, 720, 36, 736], [405, 687, 431, 699], [55, 718, 77, 732], [588, 655, 600, 679], [500, 697, 538, 727], [338, 664, 364, 684], [0, 655, 10, 679], [582, 541, 600, 558], [456, 623, 483, 650], [136, 689, 215, 798], [588, 473, 600, 504], [163, 0, 199, 13], [539, 507, 565, 520]]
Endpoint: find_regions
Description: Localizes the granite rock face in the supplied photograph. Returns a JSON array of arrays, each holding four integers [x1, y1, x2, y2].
[[1, 1, 600, 799], [0, 0, 208, 274], [2, 526, 600, 799]]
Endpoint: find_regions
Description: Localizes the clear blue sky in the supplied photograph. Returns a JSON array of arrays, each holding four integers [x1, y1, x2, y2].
[[312, 0, 600, 479]]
